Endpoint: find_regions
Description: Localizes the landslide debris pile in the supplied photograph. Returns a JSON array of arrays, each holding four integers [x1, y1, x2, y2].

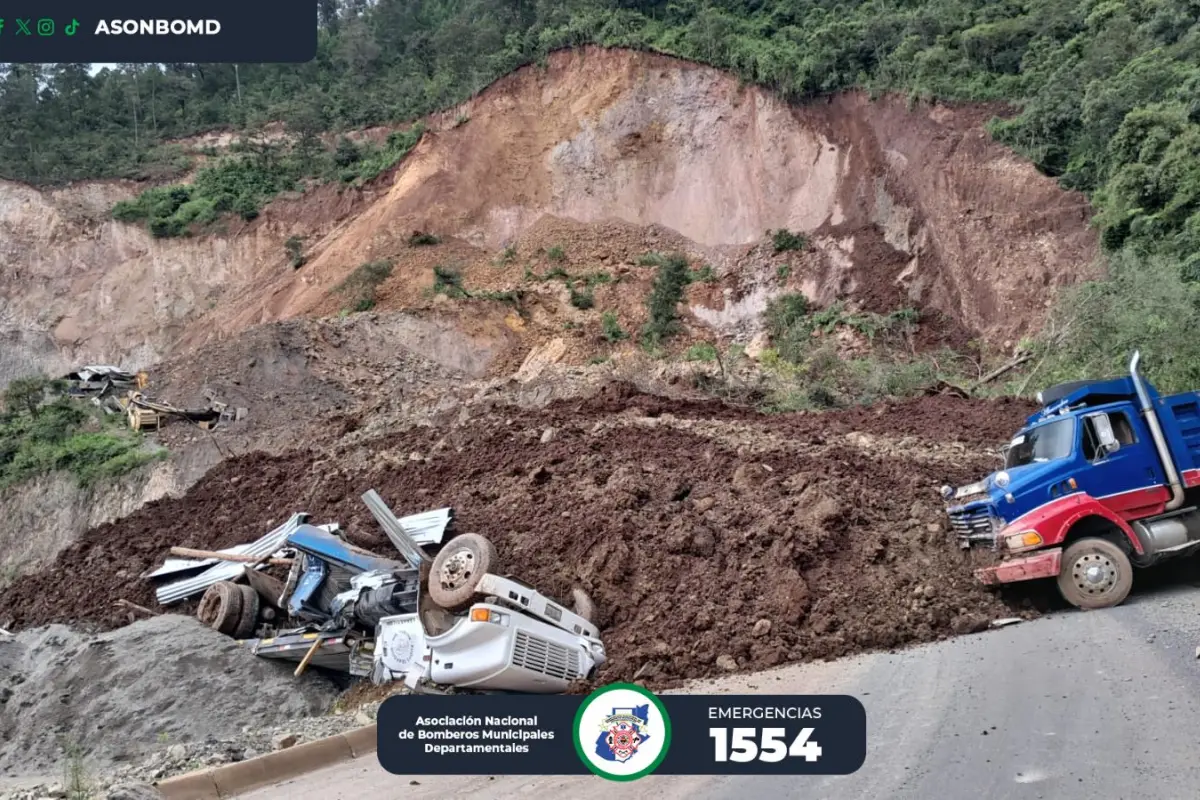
[[0, 389, 1035, 686], [0, 615, 338, 776]]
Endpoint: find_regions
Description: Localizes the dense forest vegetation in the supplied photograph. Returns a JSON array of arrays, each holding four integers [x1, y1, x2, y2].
[[1, 0, 1198, 386]]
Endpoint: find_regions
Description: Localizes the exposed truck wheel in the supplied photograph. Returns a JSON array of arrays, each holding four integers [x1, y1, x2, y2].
[[428, 533, 499, 611], [196, 581, 244, 636], [1057, 538, 1133, 609], [232, 584, 261, 640]]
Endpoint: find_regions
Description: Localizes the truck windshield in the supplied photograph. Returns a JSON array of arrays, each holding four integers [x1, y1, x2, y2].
[[1005, 418, 1074, 468]]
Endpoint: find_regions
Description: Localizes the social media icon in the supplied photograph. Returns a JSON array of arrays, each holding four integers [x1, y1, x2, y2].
[[36, 18, 54, 36], [65, 19, 79, 36], [0, 19, 5, 35], [14, 18, 31, 35]]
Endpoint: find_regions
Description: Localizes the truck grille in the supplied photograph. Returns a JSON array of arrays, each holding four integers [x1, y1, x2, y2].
[[512, 629, 582, 680], [948, 504, 999, 546]]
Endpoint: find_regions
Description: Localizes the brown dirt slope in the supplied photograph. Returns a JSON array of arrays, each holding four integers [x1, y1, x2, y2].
[[0, 392, 1036, 688], [209, 47, 1095, 350], [2, 47, 1096, 381]]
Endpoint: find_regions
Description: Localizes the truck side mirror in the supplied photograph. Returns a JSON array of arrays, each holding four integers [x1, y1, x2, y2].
[[1091, 413, 1119, 455]]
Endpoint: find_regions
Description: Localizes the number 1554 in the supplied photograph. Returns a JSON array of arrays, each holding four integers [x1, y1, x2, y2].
[[709, 727, 823, 763]]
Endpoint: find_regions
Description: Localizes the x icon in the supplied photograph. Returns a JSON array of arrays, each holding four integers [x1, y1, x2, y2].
[[14, 18, 31, 35]]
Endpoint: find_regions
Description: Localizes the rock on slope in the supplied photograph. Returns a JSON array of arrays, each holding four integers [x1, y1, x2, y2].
[[1, 47, 1096, 381]]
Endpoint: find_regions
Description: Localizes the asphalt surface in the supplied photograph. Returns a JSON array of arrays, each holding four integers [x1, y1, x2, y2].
[[243, 578, 1200, 800]]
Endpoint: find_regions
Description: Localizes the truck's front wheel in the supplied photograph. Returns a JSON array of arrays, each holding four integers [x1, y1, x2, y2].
[[428, 533, 499, 611], [1057, 537, 1133, 609]]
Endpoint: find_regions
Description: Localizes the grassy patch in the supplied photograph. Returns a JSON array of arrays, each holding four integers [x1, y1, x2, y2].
[[641, 253, 691, 346], [474, 288, 523, 305], [285, 235, 305, 269], [432, 264, 469, 298], [546, 245, 566, 262], [495, 245, 517, 266], [643, 253, 691, 347], [527, 264, 570, 282], [754, 295, 940, 409], [568, 281, 595, 309], [408, 231, 440, 246], [602, 311, 628, 343], [770, 229, 808, 253], [335, 259, 394, 311], [685, 342, 718, 362], [765, 294, 918, 363], [112, 125, 425, 239], [759, 344, 955, 411], [341, 124, 425, 185], [1, 376, 165, 492]]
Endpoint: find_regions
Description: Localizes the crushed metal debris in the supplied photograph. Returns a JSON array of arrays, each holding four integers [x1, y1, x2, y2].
[[144, 490, 604, 695]]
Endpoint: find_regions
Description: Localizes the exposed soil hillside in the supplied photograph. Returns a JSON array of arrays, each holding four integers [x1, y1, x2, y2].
[[0, 47, 1096, 385]]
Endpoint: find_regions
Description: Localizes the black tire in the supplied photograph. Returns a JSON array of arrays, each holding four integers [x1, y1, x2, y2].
[[196, 581, 244, 635], [428, 533, 499, 611], [232, 584, 261, 640], [1057, 537, 1133, 609]]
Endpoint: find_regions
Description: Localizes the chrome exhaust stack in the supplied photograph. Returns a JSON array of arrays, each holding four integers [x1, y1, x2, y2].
[[1130, 350, 1185, 511]]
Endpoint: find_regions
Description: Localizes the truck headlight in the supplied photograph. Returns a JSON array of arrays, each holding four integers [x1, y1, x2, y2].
[[1004, 531, 1042, 550], [994, 471, 1011, 489]]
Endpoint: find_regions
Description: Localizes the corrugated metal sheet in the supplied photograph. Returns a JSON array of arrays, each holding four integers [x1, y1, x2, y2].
[[396, 508, 453, 545], [362, 490, 448, 567], [144, 523, 339, 580], [154, 514, 307, 605]]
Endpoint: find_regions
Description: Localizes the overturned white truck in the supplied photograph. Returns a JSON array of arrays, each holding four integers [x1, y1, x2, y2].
[[151, 491, 605, 694]]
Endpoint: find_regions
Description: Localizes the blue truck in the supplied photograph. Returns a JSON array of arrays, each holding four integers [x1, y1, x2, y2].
[[944, 351, 1200, 609]]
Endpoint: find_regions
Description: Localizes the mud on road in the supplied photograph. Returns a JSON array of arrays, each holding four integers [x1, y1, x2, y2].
[[0, 389, 1036, 687]]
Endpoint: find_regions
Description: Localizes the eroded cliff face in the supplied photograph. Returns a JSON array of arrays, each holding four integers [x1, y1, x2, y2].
[[0, 47, 1098, 384], [0, 441, 220, 585], [0, 179, 291, 379]]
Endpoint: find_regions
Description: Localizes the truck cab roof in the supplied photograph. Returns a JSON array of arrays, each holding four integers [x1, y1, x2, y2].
[[1027, 376, 1150, 426]]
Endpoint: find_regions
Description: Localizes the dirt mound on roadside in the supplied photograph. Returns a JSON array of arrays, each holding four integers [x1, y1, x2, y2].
[[0, 615, 339, 776], [0, 392, 1034, 686]]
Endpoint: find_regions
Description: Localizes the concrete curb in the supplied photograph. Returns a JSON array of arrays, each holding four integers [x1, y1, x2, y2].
[[155, 724, 378, 800]]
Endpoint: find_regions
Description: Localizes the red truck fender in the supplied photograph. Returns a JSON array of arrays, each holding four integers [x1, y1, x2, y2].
[[1005, 492, 1144, 555], [975, 493, 1148, 586]]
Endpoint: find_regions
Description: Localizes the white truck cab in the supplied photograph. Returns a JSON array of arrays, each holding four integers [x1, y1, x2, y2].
[[372, 537, 606, 693]]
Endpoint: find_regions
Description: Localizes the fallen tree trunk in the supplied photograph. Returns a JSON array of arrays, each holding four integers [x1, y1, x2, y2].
[[168, 547, 294, 566]]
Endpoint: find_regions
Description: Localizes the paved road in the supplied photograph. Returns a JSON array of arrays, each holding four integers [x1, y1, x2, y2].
[[244, 581, 1200, 800]]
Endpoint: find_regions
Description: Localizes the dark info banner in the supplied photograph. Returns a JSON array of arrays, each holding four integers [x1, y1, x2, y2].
[[0, 0, 316, 62], [378, 683, 866, 781]]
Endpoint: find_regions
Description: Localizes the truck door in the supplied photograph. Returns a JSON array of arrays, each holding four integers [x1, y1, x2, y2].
[[1080, 410, 1165, 518]]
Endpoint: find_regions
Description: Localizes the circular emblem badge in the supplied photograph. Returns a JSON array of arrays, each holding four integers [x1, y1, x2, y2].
[[573, 682, 672, 781]]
